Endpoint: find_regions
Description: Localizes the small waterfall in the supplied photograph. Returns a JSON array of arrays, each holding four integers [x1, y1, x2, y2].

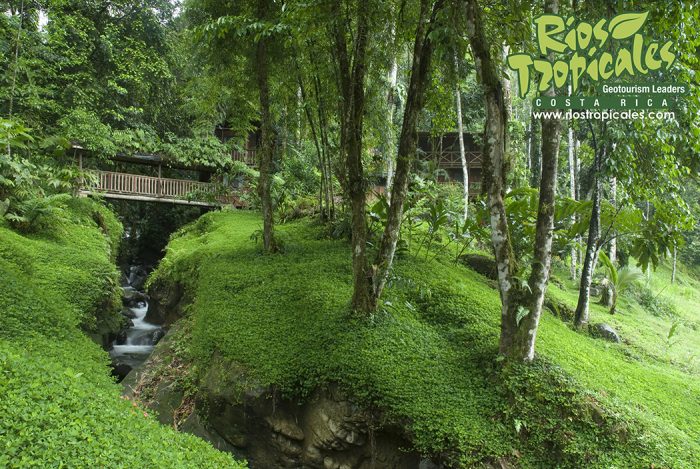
[[110, 272, 164, 381]]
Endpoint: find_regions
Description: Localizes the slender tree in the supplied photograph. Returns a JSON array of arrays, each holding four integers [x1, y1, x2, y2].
[[609, 175, 617, 264], [255, 0, 277, 253], [329, 0, 374, 311], [465, 0, 561, 361], [574, 121, 607, 328], [567, 85, 578, 280], [384, 17, 400, 201], [455, 61, 469, 222], [372, 0, 445, 304]]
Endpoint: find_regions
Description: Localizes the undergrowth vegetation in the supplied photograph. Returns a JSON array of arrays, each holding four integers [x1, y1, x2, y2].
[[0, 198, 243, 468], [150, 210, 700, 468]]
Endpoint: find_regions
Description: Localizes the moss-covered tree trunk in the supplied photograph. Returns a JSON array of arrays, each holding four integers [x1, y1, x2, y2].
[[529, 114, 542, 188], [513, 0, 562, 360], [332, 0, 373, 313], [467, 0, 560, 361], [255, 0, 276, 253], [372, 0, 443, 304], [465, 0, 516, 355]]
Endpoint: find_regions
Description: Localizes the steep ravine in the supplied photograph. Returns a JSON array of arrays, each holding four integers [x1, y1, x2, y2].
[[125, 285, 435, 469], [0, 198, 242, 467]]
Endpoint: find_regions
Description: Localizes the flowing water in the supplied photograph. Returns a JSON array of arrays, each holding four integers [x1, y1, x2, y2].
[[110, 284, 163, 374]]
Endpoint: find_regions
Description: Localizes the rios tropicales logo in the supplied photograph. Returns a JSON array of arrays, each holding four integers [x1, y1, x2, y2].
[[507, 12, 685, 111]]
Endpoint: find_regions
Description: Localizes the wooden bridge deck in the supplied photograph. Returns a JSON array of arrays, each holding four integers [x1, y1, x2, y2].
[[79, 170, 240, 207]]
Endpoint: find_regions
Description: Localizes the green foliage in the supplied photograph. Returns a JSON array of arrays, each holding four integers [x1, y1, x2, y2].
[[598, 251, 645, 314], [58, 109, 118, 157], [0, 198, 244, 468], [58, 110, 238, 169], [499, 361, 641, 467], [0, 118, 38, 201], [4, 194, 69, 233], [151, 210, 700, 467], [0, 117, 90, 220], [628, 282, 678, 319]]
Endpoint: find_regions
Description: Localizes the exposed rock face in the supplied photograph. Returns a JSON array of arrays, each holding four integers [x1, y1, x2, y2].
[[145, 278, 185, 325], [151, 329, 165, 345], [122, 288, 149, 308], [111, 362, 132, 381], [121, 307, 137, 319], [590, 323, 621, 343], [197, 355, 420, 469], [202, 385, 420, 468], [115, 330, 128, 345], [129, 340, 422, 469], [127, 265, 150, 291]]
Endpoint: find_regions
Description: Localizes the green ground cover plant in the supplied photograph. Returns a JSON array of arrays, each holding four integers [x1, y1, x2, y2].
[[151, 209, 700, 468], [0, 197, 244, 468]]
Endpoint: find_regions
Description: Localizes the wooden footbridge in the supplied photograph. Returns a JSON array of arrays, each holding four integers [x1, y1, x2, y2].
[[76, 147, 256, 207]]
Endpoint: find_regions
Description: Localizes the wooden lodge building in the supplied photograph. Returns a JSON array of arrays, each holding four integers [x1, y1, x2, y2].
[[415, 131, 483, 197]]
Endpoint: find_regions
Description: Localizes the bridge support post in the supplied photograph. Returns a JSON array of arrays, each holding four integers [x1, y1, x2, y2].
[[157, 164, 162, 197]]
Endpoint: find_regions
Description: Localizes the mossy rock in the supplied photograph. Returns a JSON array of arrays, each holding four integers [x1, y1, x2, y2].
[[545, 297, 575, 321], [459, 253, 497, 280]]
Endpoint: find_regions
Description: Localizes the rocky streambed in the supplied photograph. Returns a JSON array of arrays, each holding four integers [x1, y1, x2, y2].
[[110, 265, 165, 382]]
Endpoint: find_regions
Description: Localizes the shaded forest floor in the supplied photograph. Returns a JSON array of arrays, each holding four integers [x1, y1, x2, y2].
[[150, 209, 700, 468]]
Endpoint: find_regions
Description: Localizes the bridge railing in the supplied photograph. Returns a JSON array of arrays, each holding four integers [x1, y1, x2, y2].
[[83, 170, 237, 205], [421, 150, 482, 169], [232, 149, 257, 166]]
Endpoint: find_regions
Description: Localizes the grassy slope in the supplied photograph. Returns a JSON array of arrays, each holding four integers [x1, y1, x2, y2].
[[152, 210, 700, 468], [0, 197, 243, 468]]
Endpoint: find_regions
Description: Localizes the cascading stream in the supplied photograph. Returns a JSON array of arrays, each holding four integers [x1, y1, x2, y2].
[[110, 272, 164, 380]]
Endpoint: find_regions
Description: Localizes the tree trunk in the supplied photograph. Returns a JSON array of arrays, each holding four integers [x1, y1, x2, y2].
[[298, 73, 326, 219], [529, 115, 541, 188], [574, 140, 605, 327], [516, 78, 560, 359], [505, 0, 560, 361], [526, 117, 532, 175], [465, 0, 517, 354], [255, 0, 276, 253], [332, 1, 373, 313], [609, 175, 617, 264], [8, 0, 24, 120], [672, 242, 677, 284], [372, 0, 443, 303], [573, 137, 581, 278], [385, 29, 399, 201], [567, 87, 577, 280], [312, 74, 334, 220], [456, 81, 469, 222], [599, 278, 613, 307], [467, 0, 561, 361]]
